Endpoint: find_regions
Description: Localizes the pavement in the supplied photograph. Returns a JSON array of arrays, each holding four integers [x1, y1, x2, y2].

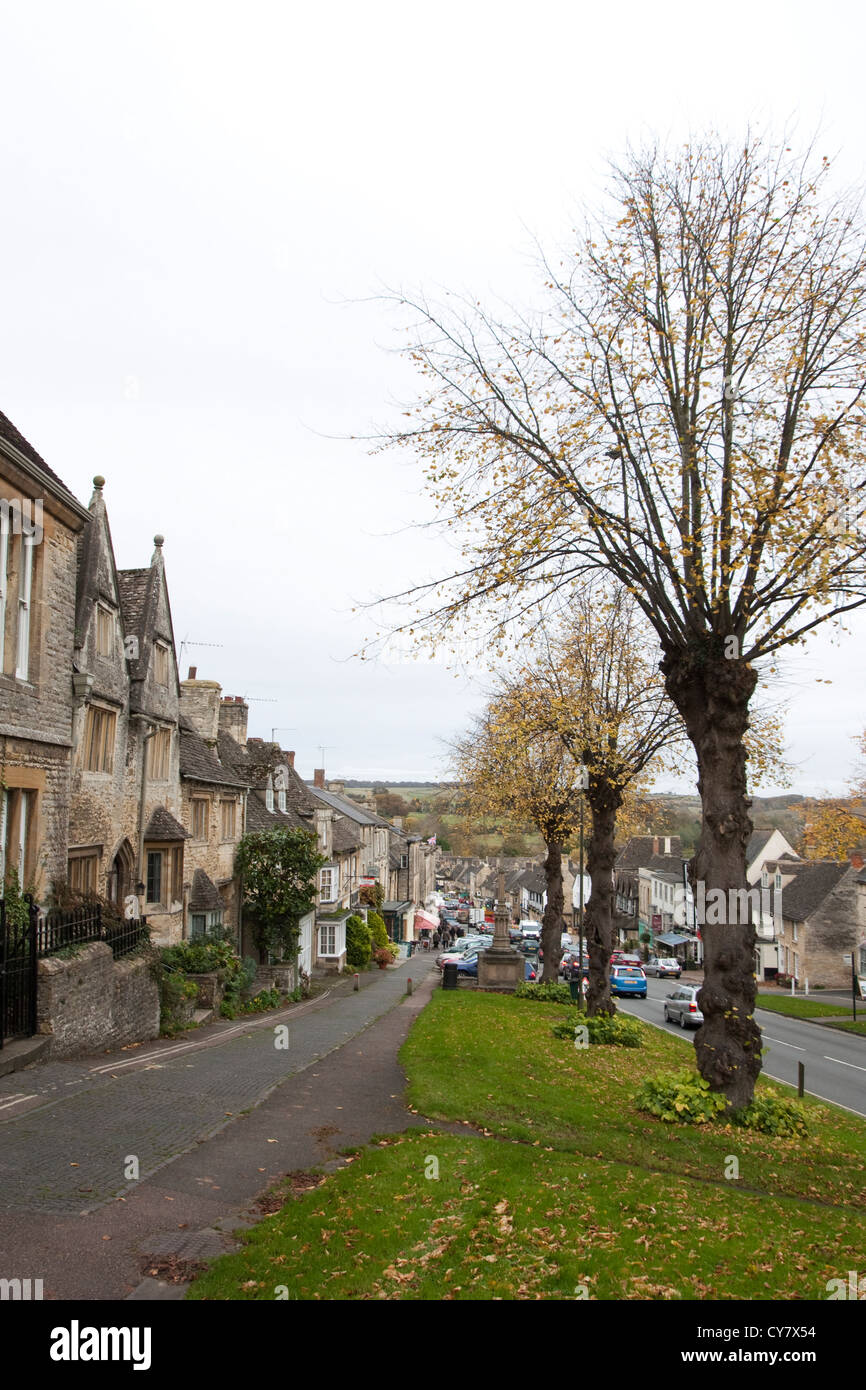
[[0, 953, 443, 1300]]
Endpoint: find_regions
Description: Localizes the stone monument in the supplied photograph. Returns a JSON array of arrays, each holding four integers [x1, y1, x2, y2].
[[477, 864, 525, 992]]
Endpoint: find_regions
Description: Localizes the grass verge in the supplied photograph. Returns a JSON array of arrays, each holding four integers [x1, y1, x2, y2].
[[186, 992, 866, 1300], [755, 994, 856, 1020]]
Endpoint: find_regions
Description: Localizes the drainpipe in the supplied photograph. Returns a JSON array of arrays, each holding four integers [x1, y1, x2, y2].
[[136, 718, 157, 910]]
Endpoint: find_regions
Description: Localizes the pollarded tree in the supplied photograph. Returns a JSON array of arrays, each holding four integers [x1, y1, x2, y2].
[[382, 134, 866, 1107], [453, 693, 585, 983]]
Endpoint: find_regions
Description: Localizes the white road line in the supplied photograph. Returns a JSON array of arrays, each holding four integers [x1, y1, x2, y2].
[[0, 1093, 37, 1112], [762, 1035, 805, 1050], [824, 1055, 866, 1073]]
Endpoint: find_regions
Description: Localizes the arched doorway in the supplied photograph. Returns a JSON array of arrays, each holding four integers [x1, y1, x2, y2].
[[106, 839, 135, 907]]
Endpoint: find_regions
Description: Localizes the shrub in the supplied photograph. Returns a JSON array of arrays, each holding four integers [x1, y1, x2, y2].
[[514, 980, 574, 1005], [634, 1070, 729, 1125], [729, 1094, 809, 1137], [368, 912, 389, 950], [346, 913, 372, 969], [551, 1013, 643, 1047]]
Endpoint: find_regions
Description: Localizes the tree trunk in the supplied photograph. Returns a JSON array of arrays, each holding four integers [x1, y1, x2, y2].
[[584, 779, 622, 1017], [540, 836, 564, 982], [662, 644, 761, 1110]]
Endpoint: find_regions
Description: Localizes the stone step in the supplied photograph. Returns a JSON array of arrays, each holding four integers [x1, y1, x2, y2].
[[0, 1034, 51, 1077], [192, 1008, 213, 1026]]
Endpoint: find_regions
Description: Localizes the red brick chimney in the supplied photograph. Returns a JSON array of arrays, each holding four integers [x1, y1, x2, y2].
[[652, 836, 660, 855], [188, 666, 197, 679], [849, 850, 864, 870], [313, 768, 325, 788], [286, 751, 295, 769]]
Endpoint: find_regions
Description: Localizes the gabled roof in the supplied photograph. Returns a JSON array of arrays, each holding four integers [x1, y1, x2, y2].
[[145, 806, 190, 841], [117, 542, 180, 707], [746, 828, 776, 865], [519, 869, 546, 893], [179, 723, 247, 790], [332, 815, 362, 853], [776, 860, 852, 922], [615, 836, 683, 870], [189, 869, 223, 913]]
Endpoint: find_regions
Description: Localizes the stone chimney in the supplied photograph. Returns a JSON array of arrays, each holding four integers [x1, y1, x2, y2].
[[179, 675, 222, 743], [313, 768, 325, 789], [392, 816, 402, 831], [664, 836, 671, 855], [219, 695, 249, 748]]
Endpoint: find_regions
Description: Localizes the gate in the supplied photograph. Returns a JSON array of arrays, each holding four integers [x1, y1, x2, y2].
[[0, 894, 37, 1048]]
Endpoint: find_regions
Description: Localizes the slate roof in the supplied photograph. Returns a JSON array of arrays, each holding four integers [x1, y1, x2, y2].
[[145, 806, 191, 841], [189, 869, 223, 913], [0, 408, 87, 513], [221, 734, 317, 809], [772, 860, 852, 922], [179, 723, 247, 789], [332, 815, 362, 853], [645, 853, 685, 878], [746, 828, 775, 865], [519, 869, 546, 893], [244, 790, 311, 834], [307, 784, 394, 829], [615, 836, 683, 870]]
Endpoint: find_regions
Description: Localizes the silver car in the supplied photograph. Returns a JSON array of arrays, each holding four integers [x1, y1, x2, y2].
[[663, 985, 704, 1029]]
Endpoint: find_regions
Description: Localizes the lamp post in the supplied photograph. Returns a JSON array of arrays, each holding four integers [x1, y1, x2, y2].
[[575, 763, 589, 993]]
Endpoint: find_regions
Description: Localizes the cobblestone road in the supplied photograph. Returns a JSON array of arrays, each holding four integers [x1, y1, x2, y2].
[[0, 956, 438, 1215]]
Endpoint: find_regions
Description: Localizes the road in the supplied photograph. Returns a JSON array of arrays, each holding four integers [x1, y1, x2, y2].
[[616, 977, 866, 1117]]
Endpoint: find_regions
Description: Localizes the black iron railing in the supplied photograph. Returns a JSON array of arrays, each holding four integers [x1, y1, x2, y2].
[[34, 902, 148, 960]]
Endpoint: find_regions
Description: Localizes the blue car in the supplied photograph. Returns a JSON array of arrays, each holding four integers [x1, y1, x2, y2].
[[610, 965, 647, 998], [456, 953, 537, 981]]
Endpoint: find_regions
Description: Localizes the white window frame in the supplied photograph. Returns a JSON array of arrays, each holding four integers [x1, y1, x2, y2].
[[16, 534, 33, 680], [320, 865, 338, 902], [318, 921, 337, 956], [277, 789, 286, 812], [265, 784, 274, 812]]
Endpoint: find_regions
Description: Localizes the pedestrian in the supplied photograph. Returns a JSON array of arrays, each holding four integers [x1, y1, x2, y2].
[[433, 930, 440, 949]]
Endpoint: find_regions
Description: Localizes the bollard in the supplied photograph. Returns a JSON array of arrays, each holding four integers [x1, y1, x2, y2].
[[353, 973, 359, 992], [798, 1061, 805, 1098], [804, 977, 809, 996], [791, 976, 796, 997], [407, 977, 413, 996]]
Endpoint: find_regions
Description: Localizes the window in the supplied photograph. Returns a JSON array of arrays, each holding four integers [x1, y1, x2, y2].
[[320, 867, 338, 902], [172, 846, 183, 902], [68, 851, 99, 896], [792, 924, 798, 944], [153, 642, 170, 685], [82, 705, 117, 773], [16, 534, 34, 680], [1, 787, 36, 888], [220, 800, 236, 840], [146, 851, 162, 905], [775, 871, 782, 890], [0, 509, 8, 670], [191, 908, 223, 939], [318, 921, 337, 956], [148, 727, 172, 780], [96, 604, 115, 657], [761, 870, 769, 888], [191, 799, 209, 840], [265, 784, 274, 812], [277, 789, 286, 812]]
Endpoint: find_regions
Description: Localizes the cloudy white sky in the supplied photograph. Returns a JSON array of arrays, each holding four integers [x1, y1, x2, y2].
[[2, 1, 865, 792]]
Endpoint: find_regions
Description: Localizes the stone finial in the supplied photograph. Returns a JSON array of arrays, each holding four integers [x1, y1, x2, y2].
[[153, 534, 164, 548], [93, 475, 105, 489]]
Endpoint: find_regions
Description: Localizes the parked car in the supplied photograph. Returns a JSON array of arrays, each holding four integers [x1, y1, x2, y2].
[[609, 965, 647, 998], [455, 952, 537, 981], [436, 936, 489, 968], [663, 986, 704, 1028], [559, 951, 589, 980], [645, 956, 682, 979]]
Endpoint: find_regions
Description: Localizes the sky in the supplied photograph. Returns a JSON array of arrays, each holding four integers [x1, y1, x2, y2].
[[1, 0, 865, 792]]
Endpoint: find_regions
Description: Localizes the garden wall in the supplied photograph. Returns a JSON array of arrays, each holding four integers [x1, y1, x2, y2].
[[36, 943, 160, 1058]]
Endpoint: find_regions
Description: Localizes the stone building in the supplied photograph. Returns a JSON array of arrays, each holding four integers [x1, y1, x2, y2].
[[771, 858, 860, 988], [0, 411, 91, 897]]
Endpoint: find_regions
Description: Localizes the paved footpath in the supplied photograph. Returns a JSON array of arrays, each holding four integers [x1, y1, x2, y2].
[[0, 955, 442, 1300]]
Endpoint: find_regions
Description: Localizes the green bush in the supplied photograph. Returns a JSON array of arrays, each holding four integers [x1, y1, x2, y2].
[[551, 1013, 643, 1047], [514, 980, 574, 1005], [634, 1070, 729, 1125], [729, 1094, 809, 1137], [346, 913, 372, 969], [368, 912, 389, 950]]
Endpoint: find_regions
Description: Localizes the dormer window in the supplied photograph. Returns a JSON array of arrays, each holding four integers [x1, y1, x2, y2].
[[774, 871, 782, 890], [265, 778, 274, 813], [278, 789, 286, 812], [761, 870, 769, 888]]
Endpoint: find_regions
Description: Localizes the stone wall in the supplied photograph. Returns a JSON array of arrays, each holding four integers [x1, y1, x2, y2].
[[36, 942, 160, 1057]]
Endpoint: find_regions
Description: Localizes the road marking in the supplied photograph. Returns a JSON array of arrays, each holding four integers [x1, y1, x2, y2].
[[0, 1093, 37, 1112], [762, 1035, 805, 1051], [824, 1055, 866, 1073]]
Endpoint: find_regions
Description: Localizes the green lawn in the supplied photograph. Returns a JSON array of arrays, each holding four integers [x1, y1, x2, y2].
[[186, 993, 866, 1300], [755, 994, 855, 1020]]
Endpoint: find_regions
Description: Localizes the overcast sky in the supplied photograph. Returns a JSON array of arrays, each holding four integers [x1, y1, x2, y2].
[[2, 1, 865, 793]]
